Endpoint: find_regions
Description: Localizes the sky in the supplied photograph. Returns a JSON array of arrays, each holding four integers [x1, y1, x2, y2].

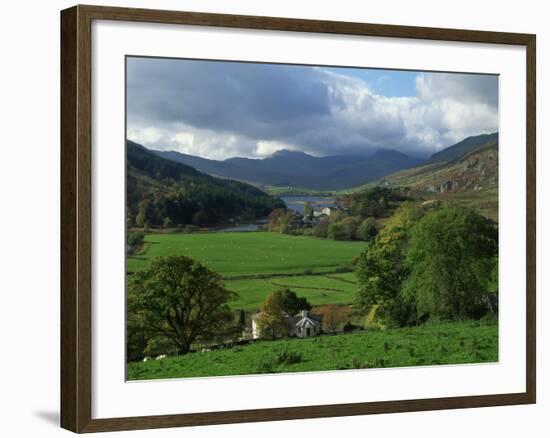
[[126, 57, 498, 160]]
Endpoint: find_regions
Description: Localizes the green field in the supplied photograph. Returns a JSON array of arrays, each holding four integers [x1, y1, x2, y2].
[[128, 232, 365, 310], [128, 231, 365, 275], [127, 320, 498, 380], [225, 273, 358, 310]]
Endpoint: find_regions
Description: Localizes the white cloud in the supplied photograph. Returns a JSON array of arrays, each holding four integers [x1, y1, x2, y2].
[[127, 126, 163, 145], [255, 140, 298, 157], [127, 59, 498, 159]]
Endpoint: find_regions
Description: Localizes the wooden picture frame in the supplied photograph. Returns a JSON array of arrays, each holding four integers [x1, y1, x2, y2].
[[60, 4, 536, 433]]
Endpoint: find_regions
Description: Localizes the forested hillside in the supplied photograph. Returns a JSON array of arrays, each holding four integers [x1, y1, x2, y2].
[[126, 140, 285, 228]]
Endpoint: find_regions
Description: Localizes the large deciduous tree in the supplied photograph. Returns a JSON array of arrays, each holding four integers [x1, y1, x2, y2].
[[127, 255, 237, 355], [402, 205, 498, 320], [355, 202, 425, 327]]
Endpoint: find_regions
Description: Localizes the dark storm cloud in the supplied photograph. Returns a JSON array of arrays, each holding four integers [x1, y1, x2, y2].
[[127, 58, 331, 142], [126, 57, 499, 159]]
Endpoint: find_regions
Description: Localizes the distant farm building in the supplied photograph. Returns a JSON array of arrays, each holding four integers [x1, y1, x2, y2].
[[312, 207, 332, 217], [251, 310, 323, 339], [289, 310, 323, 338]]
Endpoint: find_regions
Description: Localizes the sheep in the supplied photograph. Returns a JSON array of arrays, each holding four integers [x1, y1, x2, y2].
[[155, 354, 167, 360], [142, 356, 151, 362]]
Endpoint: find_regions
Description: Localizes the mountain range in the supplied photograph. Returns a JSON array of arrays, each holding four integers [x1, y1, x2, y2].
[[153, 132, 498, 191], [154, 148, 422, 191]]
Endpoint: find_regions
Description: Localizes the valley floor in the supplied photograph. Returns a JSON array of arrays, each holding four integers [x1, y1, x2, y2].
[[127, 231, 365, 310]]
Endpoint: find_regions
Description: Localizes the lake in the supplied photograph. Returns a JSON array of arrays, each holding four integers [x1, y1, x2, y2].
[[281, 196, 336, 214], [218, 223, 262, 232], [216, 196, 336, 232]]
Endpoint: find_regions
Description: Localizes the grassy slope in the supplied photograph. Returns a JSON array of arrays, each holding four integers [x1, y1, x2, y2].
[[127, 320, 498, 380]]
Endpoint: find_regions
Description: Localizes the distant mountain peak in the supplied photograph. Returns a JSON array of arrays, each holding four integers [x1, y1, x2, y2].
[[270, 149, 313, 159]]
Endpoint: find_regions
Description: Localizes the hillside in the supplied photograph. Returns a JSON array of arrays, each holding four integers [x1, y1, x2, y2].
[[378, 138, 498, 193], [126, 141, 285, 227], [426, 132, 498, 164], [128, 320, 498, 379], [354, 134, 500, 221], [154, 147, 421, 191]]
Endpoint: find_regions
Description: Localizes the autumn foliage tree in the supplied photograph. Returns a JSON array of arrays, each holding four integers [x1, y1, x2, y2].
[[256, 290, 288, 339], [267, 208, 286, 231], [321, 304, 348, 333]]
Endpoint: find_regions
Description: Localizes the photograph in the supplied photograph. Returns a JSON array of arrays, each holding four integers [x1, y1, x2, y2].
[[125, 56, 500, 380]]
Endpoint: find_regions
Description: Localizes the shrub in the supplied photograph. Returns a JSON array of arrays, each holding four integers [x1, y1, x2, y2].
[[183, 224, 199, 234], [340, 216, 360, 240], [328, 223, 345, 240], [127, 232, 145, 247], [313, 219, 329, 238], [357, 217, 378, 241]]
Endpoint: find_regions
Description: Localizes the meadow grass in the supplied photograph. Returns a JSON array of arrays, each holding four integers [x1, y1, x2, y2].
[[225, 273, 358, 310], [128, 232, 365, 310], [127, 232, 364, 276], [127, 320, 498, 380]]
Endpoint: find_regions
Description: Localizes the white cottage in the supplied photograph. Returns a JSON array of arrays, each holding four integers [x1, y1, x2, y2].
[[289, 310, 322, 338], [251, 310, 322, 339], [312, 207, 332, 218]]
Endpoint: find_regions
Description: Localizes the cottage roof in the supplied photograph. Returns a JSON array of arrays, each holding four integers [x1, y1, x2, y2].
[[252, 311, 322, 328], [295, 316, 321, 328], [289, 312, 322, 328]]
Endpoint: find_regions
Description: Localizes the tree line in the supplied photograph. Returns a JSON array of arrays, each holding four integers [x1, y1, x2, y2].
[[267, 187, 409, 241]]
